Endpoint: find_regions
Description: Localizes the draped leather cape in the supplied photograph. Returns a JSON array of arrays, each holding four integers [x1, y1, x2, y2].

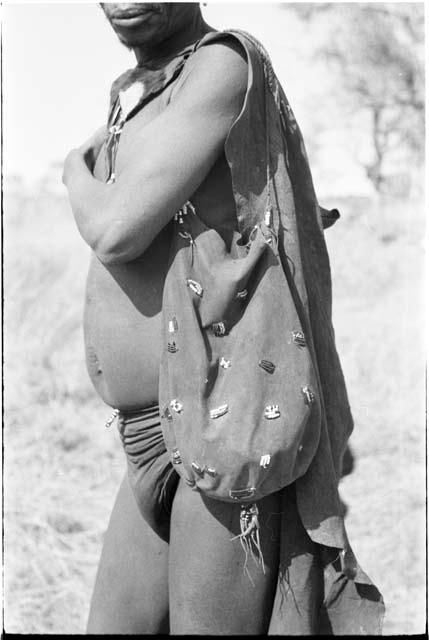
[[109, 29, 385, 634]]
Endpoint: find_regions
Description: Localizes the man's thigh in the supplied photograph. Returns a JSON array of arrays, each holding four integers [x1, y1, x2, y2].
[[168, 480, 281, 635], [268, 486, 324, 635], [87, 473, 169, 634]]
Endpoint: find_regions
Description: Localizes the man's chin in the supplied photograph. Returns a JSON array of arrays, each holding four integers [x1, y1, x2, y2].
[[114, 26, 163, 50], [116, 32, 148, 49]]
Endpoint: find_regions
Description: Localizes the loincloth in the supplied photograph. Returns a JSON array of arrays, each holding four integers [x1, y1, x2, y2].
[[118, 404, 179, 543]]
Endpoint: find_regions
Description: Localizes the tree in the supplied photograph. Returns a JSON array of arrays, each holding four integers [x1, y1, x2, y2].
[[284, 3, 424, 194]]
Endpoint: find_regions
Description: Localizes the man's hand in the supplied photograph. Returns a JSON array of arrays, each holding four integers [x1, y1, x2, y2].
[[63, 125, 106, 186], [80, 125, 107, 172]]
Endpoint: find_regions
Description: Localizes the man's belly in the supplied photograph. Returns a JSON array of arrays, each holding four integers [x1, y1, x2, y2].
[[83, 229, 171, 411]]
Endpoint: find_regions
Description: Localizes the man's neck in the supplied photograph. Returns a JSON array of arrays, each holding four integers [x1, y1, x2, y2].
[[133, 14, 213, 69]]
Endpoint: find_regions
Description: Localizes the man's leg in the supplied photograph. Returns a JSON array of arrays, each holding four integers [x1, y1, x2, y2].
[[168, 480, 281, 635], [87, 473, 169, 634], [268, 486, 324, 635]]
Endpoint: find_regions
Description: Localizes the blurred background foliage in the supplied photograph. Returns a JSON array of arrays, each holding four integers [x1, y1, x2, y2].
[[283, 2, 424, 196]]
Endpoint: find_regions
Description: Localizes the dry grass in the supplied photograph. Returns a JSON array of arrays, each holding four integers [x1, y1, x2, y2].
[[3, 185, 426, 634], [326, 195, 426, 635], [4, 188, 126, 633]]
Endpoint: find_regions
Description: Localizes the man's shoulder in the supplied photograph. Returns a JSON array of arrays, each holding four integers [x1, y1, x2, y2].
[[185, 31, 249, 84], [195, 29, 248, 64], [196, 29, 270, 72], [179, 29, 273, 104], [170, 32, 249, 107]]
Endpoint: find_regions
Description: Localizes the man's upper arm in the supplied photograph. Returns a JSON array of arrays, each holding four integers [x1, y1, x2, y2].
[[99, 41, 248, 263]]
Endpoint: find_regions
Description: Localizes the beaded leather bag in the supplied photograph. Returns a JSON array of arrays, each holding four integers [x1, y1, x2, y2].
[[159, 206, 322, 504], [158, 30, 329, 506]]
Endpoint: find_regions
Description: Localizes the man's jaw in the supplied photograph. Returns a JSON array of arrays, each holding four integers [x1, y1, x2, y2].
[[109, 4, 162, 29]]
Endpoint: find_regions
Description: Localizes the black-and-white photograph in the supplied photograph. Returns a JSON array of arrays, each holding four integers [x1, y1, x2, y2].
[[2, 1, 425, 635]]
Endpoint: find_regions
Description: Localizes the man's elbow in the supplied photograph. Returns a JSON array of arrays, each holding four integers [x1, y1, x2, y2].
[[93, 230, 146, 265], [95, 249, 128, 266]]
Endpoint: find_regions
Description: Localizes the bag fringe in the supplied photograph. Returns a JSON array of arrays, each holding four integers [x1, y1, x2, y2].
[[231, 503, 266, 585]]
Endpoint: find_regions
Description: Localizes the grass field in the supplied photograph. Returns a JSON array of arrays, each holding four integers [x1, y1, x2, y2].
[[3, 184, 426, 634]]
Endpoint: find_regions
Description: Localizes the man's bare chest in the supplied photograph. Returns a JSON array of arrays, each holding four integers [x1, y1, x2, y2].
[[93, 91, 166, 182], [94, 91, 238, 233]]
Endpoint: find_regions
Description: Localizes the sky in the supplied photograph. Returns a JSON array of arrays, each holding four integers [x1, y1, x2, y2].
[[3, 3, 297, 184], [2, 1, 383, 195]]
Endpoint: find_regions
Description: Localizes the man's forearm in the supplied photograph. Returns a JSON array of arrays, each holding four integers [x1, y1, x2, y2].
[[64, 150, 117, 259], [64, 148, 171, 265]]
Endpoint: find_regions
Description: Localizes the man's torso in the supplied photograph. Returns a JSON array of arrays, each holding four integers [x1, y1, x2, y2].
[[84, 62, 238, 410]]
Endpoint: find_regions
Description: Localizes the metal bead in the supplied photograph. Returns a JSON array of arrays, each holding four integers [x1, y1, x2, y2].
[[167, 341, 178, 353], [264, 405, 281, 420], [175, 201, 195, 222], [220, 357, 231, 369], [191, 461, 204, 476], [236, 289, 248, 300], [302, 386, 315, 405], [210, 404, 229, 419], [259, 359, 276, 374], [105, 409, 119, 429], [172, 448, 182, 465], [264, 208, 273, 227], [260, 454, 271, 468], [168, 317, 178, 334], [292, 331, 306, 347], [206, 467, 217, 477], [170, 399, 183, 413], [186, 278, 203, 297], [229, 487, 256, 500], [184, 200, 196, 216], [109, 124, 123, 135], [212, 321, 227, 337]]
